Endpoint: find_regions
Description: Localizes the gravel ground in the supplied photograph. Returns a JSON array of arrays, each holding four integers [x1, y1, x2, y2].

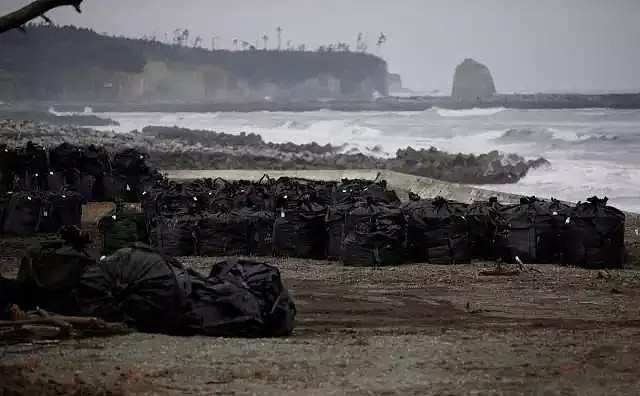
[[2, 256, 640, 395]]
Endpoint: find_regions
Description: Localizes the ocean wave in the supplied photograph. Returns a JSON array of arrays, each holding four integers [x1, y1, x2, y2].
[[434, 107, 507, 118], [48, 106, 94, 117], [491, 127, 623, 144]]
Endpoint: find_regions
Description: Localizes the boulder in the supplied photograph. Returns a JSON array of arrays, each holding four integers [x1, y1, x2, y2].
[[451, 58, 496, 101]]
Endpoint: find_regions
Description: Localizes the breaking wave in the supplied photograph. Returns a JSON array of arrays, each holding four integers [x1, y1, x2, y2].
[[493, 127, 626, 144], [435, 107, 507, 117]]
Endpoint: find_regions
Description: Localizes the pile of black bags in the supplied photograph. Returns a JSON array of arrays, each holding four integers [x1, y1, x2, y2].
[[7, 229, 296, 337], [132, 174, 626, 269], [0, 190, 85, 237], [0, 142, 162, 203]]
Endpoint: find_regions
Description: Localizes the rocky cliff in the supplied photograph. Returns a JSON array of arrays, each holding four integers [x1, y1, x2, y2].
[[451, 58, 496, 101], [0, 25, 388, 102]]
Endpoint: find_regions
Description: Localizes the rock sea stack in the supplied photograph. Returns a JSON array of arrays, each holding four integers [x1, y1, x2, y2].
[[451, 58, 497, 101]]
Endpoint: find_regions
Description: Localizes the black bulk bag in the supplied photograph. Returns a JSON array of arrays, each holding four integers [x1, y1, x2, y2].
[[197, 211, 251, 257], [563, 197, 625, 269], [150, 215, 196, 257], [465, 197, 504, 260], [0, 145, 17, 191], [112, 148, 150, 177], [15, 142, 48, 176], [102, 173, 137, 202], [78, 145, 110, 176], [49, 143, 80, 172], [16, 226, 96, 314], [208, 258, 296, 337], [77, 243, 189, 333], [401, 197, 469, 264], [325, 203, 352, 261], [196, 208, 274, 257], [38, 192, 85, 234], [1, 277, 17, 320], [156, 191, 202, 216], [45, 171, 67, 192], [341, 201, 407, 267], [11, 169, 43, 191], [499, 197, 572, 263], [98, 204, 149, 255], [75, 173, 98, 202], [273, 200, 327, 259], [246, 210, 275, 257], [2, 192, 43, 236]]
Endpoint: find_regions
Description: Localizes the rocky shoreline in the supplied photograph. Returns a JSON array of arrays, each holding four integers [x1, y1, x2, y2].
[[0, 120, 548, 185], [0, 110, 118, 127]]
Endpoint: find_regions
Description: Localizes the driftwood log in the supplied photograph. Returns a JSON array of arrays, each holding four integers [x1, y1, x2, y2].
[[0, 0, 84, 35], [0, 306, 131, 345]]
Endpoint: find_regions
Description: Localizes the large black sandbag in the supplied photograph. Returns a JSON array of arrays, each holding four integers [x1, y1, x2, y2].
[[563, 196, 625, 269], [11, 169, 44, 192], [273, 201, 327, 259], [98, 205, 149, 255], [78, 145, 111, 176], [465, 198, 504, 260], [499, 197, 572, 263], [49, 143, 81, 172], [325, 203, 352, 261], [45, 171, 67, 191], [197, 211, 250, 257], [2, 192, 43, 236], [77, 243, 189, 333], [102, 174, 142, 202], [112, 148, 151, 177], [16, 226, 96, 314], [341, 202, 407, 266], [1, 278, 17, 320], [150, 216, 196, 257], [0, 194, 8, 232], [0, 145, 17, 191], [332, 179, 399, 205], [208, 258, 296, 337], [15, 142, 48, 176], [38, 192, 85, 234], [179, 268, 263, 337], [245, 210, 275, 257], [74, 173, 97, 202], [402, 197, 470, 264], [155, 191, 204, 216]]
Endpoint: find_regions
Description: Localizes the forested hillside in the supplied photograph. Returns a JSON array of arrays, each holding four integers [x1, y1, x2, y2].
[[0, 25, 388, 102]]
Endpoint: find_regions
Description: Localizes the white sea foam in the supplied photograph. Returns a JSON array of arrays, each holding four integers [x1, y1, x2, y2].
[[434, 107, 507, 118], [91, 108, 640, 211]]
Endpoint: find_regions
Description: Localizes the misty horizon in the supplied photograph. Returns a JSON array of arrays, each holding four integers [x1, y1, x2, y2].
[[2, 0, 640, 94]]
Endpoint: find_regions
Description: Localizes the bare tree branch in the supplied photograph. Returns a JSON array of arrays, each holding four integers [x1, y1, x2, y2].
[[0, 0, 83, 35]]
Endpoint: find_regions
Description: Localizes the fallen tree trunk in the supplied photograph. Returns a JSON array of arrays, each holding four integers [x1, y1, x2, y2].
[[0, 0, 83, 35]]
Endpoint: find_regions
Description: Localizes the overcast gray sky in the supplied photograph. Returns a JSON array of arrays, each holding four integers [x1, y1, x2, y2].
[[2, 0, 639, 93]]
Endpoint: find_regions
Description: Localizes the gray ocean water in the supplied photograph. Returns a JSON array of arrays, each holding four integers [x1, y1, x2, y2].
[[88, 107, 640, 212]]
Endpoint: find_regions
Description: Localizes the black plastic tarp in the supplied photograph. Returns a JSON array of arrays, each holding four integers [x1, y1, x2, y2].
[[207, 258, 296, 337], [77, 243, 189, 333], [179, 268, 264, 337], [16, 226, 96, 314]]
